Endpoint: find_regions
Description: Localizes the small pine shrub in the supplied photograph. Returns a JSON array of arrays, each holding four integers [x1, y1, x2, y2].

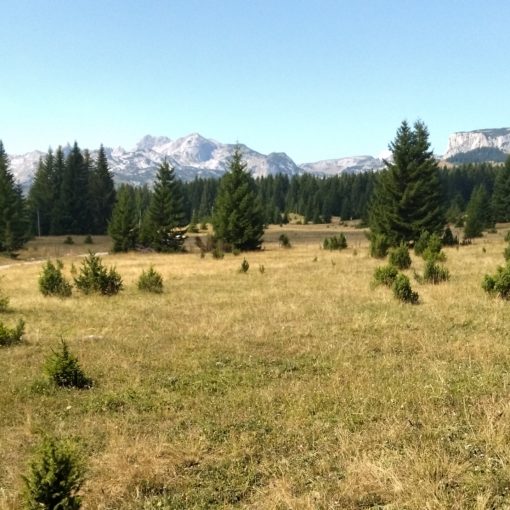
[[505, 231, 510, 243], [212, 246, 224, 259], [392, 274, 419, 304], [39, 260, 72, 297], [369, 233, 390, 258], [239, 258, 249, 273], [423, 259, 450, 284], [259, 264, 265, 274], [373, 265, 398, 287], [388, 243, 411, 269], [45, 340, 92, 389], [504, 244, 510, 261], [0, 279, 9, 312], [482, 263, 510, 299], [323, 233, 347, 250], [0, 319, 25, 346], [22, 437, 84, 510], [442, 227, 458, 246], [422, 233, 446, 262], [137, 266, 163, 293], [63, 236, 74, 245], [278, 233, 291, 248], [74, 252, 123, 296], [232, 248, 241, 256], [414, 231, 430, 256], [84, 235, 93, 244]]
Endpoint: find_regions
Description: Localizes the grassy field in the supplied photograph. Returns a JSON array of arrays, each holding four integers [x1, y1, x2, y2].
[[2, 224, 510, 509]]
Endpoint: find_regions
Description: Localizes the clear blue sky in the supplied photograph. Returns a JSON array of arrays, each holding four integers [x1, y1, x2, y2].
[[1, 0, 509, 162]]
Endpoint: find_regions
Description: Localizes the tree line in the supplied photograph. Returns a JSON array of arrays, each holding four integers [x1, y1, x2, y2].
[[1, 136, 510, 255]]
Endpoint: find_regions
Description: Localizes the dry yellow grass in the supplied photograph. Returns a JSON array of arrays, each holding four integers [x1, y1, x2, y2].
[[1, 225, 510, 508]]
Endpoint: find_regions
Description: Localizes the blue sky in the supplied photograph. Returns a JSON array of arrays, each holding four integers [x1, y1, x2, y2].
[[1, 0, 509, 162]]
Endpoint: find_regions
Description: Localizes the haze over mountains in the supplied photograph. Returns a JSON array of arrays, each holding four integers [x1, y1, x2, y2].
[[8, 128, 510, 189]]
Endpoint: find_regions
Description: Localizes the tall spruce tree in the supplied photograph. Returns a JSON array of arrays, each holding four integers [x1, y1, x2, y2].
[[146, 160, 186, 252], [491, 156, 510, 222], [28, 150, 55, 236], [369, 120, 444, 245], [0, 141, 27, 251], [59, 143, 91, 234], [108, 184, 138, 252], [212, 148, 264, 250], [89, 145, 115, 234], [50, 146, 65, 235], [464, 184, 493, 238]]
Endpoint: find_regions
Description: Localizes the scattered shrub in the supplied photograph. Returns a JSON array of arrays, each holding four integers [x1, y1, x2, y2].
[[39, 260, 72, 297], [505, 245, 510, 261], [388, 243, 411, 269], [482, 263, 510, 299], [323, 233, 347, 250], [414, 231, 430, 256], [392, 274, 419, 304], [259, 264, 265, 274], [232, 248, 241, 256], [137, 266, 163, 293], [0, 278, 9, 312], [369, 233, 390, 258], [419, 233, 446, 262], [239, 258, 249, 273], [84, 235, 93, 244], [74, 252, 123, 296], [278, 233, 291, 248], [22, 436, 84, 510], [45, 340, 92, 389], [423, 260, 450, 284], [0, 319, 25, 346], [505, 231, 510, 243], [63, 236, 74, 245], [442, 227, 458, 246], [212, 246, 224, 259], [373, 265, 398, 287]]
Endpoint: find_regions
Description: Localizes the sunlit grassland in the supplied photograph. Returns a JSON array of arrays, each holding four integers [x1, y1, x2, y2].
[[2, 224, 510, 508]]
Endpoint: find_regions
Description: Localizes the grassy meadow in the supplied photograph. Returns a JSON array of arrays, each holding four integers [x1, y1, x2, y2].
[[2, 224, 510, 508]]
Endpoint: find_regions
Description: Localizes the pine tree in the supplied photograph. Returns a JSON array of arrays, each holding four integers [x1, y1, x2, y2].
[[89, 145, 116, 234], [464, 184, 493, 238], [50, 147, 66, 235], [0, 141, 27, 251], [28, 150, 55, 236], [369, 120, 444, 245], [59, 143, 91, 234], [212, 148, 264, 251], [146, 160, 186, 252], [108, 185, 138, 252], [491, 156, 510, 222]]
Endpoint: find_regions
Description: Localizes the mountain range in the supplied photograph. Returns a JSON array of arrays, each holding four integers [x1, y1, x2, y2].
[[8, 128, 510, 189]]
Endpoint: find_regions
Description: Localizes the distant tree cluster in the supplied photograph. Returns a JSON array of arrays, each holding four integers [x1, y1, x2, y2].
[[28, 143, 115, 236]]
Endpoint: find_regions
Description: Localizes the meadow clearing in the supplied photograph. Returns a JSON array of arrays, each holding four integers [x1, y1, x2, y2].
[[1, 224, 510, 509]]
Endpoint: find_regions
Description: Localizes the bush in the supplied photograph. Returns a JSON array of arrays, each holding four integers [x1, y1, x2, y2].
[[0, 278, 9, 312], [419, 233, 446, 262], [323, 233, 347, 250], [212, 246, 224, 259], [239, 258, 249, 273], [63, 236, 74, 245], [505, 231, 510, 243], [414, 231, 430, 256], [22, 436, 84, 510], [504, 245, 510, 261], [0, 319, 25, 346], [442, 227, 458, 246], [423, 259, 450, 284], [278, 233, 291, 248], [45, 340, 92, 389], [74, 252, 123, 296], [369, 233, 390, 258], [482, 263, 510, 299], [84, 235, 93, 244], [138, 266, 163, 293], [392, 274, 419, 304], [373, 265, 398, 287], [39, 260, 72, 297], [388, 243, 411, 269]]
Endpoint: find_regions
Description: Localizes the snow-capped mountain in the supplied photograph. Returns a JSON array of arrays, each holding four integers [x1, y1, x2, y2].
[[443, 128, 510, 163], [8, 133, 384, 188], [301, 155, 384, 175]]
